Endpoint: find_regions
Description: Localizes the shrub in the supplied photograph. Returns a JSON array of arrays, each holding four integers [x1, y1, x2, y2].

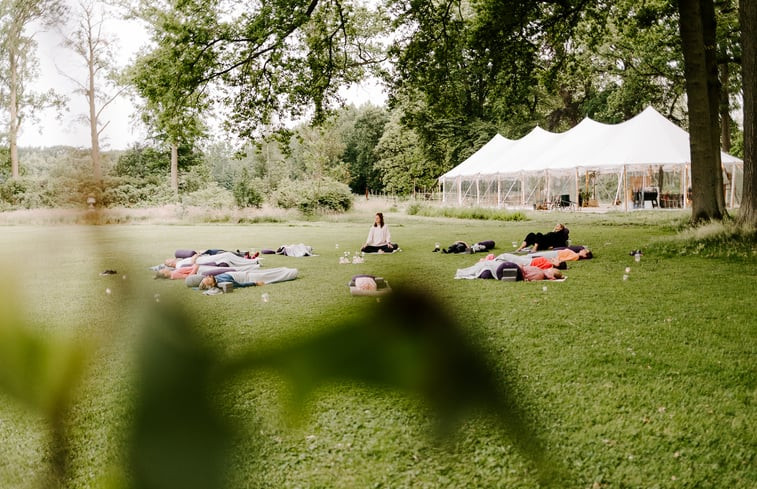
[[650, 220, 757, 261], [0, 177, 55, 209], [233, 168, 265, 208], [272, 178, 353, 214], [406, 202, 421, 215], [405, 204, 527, 222], [180, 164, 213, 194], [101, 178, 177, 207], [181, 182, 235, 209]]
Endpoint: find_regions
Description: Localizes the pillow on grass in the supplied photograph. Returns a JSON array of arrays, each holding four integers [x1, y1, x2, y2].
[[175, 249, 196, 258], [496, 261, 522, 281], [349, 274, 391, 296], [185, 274, 204, 287]]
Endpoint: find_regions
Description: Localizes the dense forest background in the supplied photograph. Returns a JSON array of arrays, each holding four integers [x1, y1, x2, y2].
[[0, 0, 750, 217]]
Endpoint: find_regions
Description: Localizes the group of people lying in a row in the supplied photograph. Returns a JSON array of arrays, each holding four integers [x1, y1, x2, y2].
[[153, 248, 298, 290], [450, 223, 592, 281], [455, 246, 592, 282]]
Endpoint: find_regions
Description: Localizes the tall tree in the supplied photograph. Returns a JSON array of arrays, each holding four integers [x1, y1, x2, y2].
[[375, 109, 441, 196], [62, 0, 124, 184], [0, 0, 66, 178], [551, 0, 687, 125], [387, 0, 543, 169], [288, 123, 348, 182], [739, 0, 756, 228], [129, 0, 209, 192], [341, 104, 388, 195], [127, 0, 386, 146], [677, 0, 727, 222]]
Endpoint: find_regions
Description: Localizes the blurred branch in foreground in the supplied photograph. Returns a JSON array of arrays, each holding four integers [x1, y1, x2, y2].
[[0, 286, 88, 488], [127, 286, 566, 489]]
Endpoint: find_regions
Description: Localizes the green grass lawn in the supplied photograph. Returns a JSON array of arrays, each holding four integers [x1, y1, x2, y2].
[[0, 209, 755, 489]]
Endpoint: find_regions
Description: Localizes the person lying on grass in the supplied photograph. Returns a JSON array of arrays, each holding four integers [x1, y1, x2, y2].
[[198, 267, 299, 290], [527, 247, 592, 261], [155, 263, 259, 280], [492, 253, 564, 269], [455, 254, 564, 280], [514, 223, 569, 252], [454, 258, 565, 281], [162, 250, 260, 269], [520, 265, 564, 281], [438, 240, 495, 253]]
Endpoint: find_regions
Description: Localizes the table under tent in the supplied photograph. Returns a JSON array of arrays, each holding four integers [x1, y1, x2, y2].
[[439, 107, 744, 211]]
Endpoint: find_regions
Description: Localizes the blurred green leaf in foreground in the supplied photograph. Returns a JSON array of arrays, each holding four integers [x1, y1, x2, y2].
[[127, 285, 564, 489]]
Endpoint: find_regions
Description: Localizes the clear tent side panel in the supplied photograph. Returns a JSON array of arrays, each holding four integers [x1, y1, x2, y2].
[[440, 164, 742, 210]]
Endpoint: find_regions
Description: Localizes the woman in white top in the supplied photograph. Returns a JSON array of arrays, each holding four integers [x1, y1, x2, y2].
[[361, 212, 399, 253]]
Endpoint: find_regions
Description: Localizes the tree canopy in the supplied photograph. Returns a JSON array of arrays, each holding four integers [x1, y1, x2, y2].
[[1, 0, 752, 222]]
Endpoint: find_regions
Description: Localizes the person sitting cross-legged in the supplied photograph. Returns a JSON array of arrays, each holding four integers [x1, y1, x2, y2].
[[361, 212, 399, 253]]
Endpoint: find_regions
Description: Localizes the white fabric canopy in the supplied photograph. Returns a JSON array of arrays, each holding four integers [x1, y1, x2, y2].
[[441, 106, 743, 179], [440, 133, 515, 178]]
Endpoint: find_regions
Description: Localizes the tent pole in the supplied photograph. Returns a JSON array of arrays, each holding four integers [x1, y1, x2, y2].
[[613, 169, 622, 209], [623, 165, 628, 212], [441, 179, 445, 204], [546, 170, 551, 206], [642, 168, 646, 208], [457, 176, 462, 206], [575, 168, 580, 208], [521, 172, 526, 206], [682, 165, 688, 209], [497, 175, 502, 208], [729, 164, 735, 208], [476, 176, 480, 206]]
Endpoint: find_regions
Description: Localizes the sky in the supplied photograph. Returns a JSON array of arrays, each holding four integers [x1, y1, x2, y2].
[[19, 3, 386, 151]]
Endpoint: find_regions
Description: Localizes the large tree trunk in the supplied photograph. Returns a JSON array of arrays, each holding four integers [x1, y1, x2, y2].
[[9, 48, 20, 179], [678, 0, 727, 222], [739, 0, 757, 228], [170, 142, 179, 192], [89, 50, 102, 184]]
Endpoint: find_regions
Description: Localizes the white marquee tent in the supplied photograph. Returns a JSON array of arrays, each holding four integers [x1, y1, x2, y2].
[[439, 107, 744, 210]]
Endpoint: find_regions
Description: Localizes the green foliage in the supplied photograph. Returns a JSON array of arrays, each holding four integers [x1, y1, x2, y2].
[[179, 163, 213, 194], [288, 124, 350, 183], [729, 128, 744, 158], [129, 0, 387, 140], [130, 305, 233, 489], [0, 0, 68, 177], [128, 1, 209, 147], [560, 0, 686, 124], [0, 282, 88, 487], [272, 178, 353, 214], [114, 144, 204, 179], [407, 204, 527, 222], [114, 144, 169, 178], [44, 150, 106, 207], [101, 178, 176, 208], [232, 167, 264, 208], [340, 104, 389, 194], [181, 182, 235, 209], [383, 0, 738, 181], [0, 177, 51, 209], [388, 0, 542, 170], [650, 220, 757, 260], [0, 146, 10, 180], [375, 112, 439, 195]]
